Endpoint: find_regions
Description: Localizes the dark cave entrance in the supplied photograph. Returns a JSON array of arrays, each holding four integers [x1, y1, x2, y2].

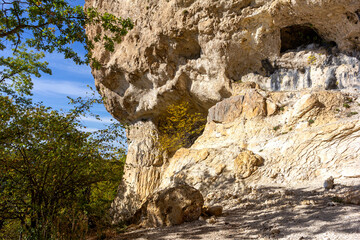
[[280, 25, 325, 53]]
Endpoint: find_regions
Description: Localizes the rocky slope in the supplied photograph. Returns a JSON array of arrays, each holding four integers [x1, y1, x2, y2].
[[86, 0, 360, 224]]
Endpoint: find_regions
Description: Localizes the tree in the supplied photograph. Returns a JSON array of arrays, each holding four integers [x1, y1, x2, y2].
[[0, 1, 132, 238], [0, 95, 126, 239], [157, 101, 206, 154], [0, 0, 133, 96]]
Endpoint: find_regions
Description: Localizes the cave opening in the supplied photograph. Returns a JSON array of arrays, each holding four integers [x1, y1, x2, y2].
[[280, 25, 325, 53]]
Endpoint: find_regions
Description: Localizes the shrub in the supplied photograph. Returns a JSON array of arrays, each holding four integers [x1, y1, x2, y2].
[[347, 112, 358, 117], [273, 125, 281, 131], [0, 96, 126, 239], [157, 101, 206, 154]]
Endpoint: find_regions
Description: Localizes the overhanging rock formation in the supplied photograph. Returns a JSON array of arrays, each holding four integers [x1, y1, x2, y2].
[[86, 0, 360, 223]]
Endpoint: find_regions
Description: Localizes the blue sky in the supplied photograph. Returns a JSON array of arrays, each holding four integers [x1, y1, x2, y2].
[[1, 0, 119, 133], [31, 0, 116, 133], [31, 50, 116, 133]]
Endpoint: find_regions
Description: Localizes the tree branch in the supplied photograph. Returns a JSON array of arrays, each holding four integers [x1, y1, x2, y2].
[[0, 22, 49, 38]]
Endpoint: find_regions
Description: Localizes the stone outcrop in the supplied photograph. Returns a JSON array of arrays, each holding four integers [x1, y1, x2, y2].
[[86, 0, 360, 223], [208, 90, 267, 123], [160, 89, 360, 207], [234, 150, 264, 179], [87, 0, 360, 121], [132, 183, 204, 227]]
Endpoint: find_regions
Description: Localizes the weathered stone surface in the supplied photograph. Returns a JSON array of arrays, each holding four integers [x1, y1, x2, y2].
[[206, 216, 216, 224], [234, 151, 264, 179], [255, 49, 360, 92], [288, 94, 322, 123], [159, 90, 360, 207], [324, 176, 335, 190], [86, 0, 360, 122], [339, 189, 360, 205], [133, 184, 204, 227], [207, 90, 266, 123], [110, 120, 163, 222], [85, 0, 360, 224], [202, 205, 223, 217]]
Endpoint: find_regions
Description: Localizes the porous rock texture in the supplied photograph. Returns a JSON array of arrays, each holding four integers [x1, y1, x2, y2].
[[85, 0, 360, 223], [132, 183, 204, 227]]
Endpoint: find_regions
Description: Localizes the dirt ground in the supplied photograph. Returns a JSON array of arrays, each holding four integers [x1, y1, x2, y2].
[[111, 180, 360, 240]]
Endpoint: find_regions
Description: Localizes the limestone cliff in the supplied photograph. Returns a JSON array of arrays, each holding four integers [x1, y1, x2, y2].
[[86, 0, 360, 223]]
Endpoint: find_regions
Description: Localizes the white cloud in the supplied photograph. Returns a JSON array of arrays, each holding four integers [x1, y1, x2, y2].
[[53, 62, 92, 76], [33, 79, 93, 97], [81, 127, 100, 132], [79, 116, 114, 124], [43, 52, 92, 76], [76, 126, 100, 132], [1, 48, 92, 76]]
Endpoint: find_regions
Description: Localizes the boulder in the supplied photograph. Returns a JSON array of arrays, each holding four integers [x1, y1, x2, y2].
[[202, 205, 223, 217], [234, 151, 264, 179], [324, 176, 335, 190], [133, 184, 204, 227]]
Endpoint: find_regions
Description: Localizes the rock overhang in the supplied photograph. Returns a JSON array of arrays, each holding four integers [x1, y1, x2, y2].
[[85, 0, 360, 224], [86, 0, 360, 123]]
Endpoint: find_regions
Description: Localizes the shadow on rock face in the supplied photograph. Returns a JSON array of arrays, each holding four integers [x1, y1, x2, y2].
[[280, 24, 326, 53]]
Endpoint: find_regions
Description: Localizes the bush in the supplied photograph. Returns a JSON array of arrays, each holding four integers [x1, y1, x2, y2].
[[0, 96, 125, 239], [157, 101, 206, 154]]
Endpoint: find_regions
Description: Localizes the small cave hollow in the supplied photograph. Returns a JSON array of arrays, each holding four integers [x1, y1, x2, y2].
[[175, 38, 201, 60], [155, 100, 207, 157], [280, 25, 325, 53]]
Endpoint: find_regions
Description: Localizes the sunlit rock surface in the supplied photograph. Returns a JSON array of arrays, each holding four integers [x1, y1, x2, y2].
[[86, 0, 360, 223]]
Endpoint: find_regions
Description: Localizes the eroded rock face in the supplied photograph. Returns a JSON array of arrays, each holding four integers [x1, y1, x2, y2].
[[110, 120, 163, 222], [160, 89, 360, 206], [208, 90, 267, 123], [85, 0, 360, 223], [87, 0, 360, 122]]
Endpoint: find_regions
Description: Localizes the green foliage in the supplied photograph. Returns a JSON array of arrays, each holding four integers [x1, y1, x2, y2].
[[343, 97, 353, 109], [0, 0, 133, 63], [157, 101, 206, 154], [308, 119, 315, 125], [0, 95, 126, 239], [343, 103, 350, 109], [345, 97, 353, 103], [0, 45, 51, 96], [0, 0, 133, 95], [273, 125, 281, 131], [0, 1, 132, 237], [347, 111, 358, 117]]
